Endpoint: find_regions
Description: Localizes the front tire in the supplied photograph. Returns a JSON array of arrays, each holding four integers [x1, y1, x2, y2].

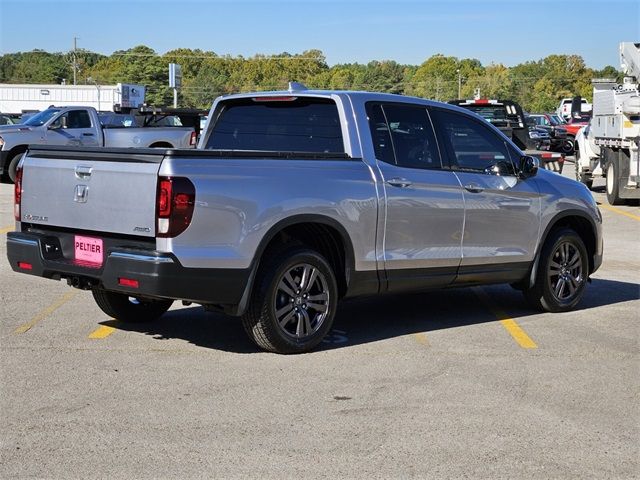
[[92, 289, 173, 323], [7, 152, 24, 183], [561, 137, 574, 155], [241, 247, 338, 354], [523, 228, 588, 312]]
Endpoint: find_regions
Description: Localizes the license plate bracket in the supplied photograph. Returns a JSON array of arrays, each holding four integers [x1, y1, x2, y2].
[[74, 235, 104, 266]]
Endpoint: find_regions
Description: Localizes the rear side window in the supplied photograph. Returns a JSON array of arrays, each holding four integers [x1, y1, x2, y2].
[[206, 98, 344, 153], [366, 102, 441, 169]]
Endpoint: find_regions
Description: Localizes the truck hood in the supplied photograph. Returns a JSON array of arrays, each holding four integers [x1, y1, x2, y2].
[[0, 125, 31, 134]]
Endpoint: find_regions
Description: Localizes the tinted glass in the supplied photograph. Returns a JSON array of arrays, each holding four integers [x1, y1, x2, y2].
[[23, 108, 60, 126], [366, 104, 395, 165], [433, 109, 515, 173], [66, 110, 91, 129], [206, 98, 344, 153], [100, 114, 138, 127], [366, 103, 441, 169]]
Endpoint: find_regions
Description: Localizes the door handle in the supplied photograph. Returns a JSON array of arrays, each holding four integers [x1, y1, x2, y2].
[[386, 177, 413, 188], [463, 183, 484, 193], [82, 133, 95, 136]]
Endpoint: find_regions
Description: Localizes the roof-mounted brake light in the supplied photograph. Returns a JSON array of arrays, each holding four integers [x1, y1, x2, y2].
[[251, 96, 298, 102]]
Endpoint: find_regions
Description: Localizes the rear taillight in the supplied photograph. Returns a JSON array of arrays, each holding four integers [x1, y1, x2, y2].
[[14, 164, 23, 221], [189, 131, 197, 146], [156, 176, 195, 238]]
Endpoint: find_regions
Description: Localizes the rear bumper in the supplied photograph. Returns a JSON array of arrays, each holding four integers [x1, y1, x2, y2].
[[6, 231, 250, 308]]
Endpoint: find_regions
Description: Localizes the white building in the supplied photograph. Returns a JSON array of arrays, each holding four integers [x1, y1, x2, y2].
[[0, 83, 145, 113]]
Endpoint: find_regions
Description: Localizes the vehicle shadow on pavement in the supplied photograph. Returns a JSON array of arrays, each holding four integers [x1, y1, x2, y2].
[[101, 277, 639, 353]]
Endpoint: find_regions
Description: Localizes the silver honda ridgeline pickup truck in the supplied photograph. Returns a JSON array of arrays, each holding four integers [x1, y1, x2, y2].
[[7, 86, 603, 353]]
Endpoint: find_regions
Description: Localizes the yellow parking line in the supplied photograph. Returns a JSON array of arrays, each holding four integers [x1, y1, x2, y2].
[[413, 332, 429, 345], [599, 204, 640, 221], [473, 287, 538, 349], [499, 319, 538, 349], [14, 291, 78, 334], [0, 224, 14, 235], [88, 324, 117, 339]]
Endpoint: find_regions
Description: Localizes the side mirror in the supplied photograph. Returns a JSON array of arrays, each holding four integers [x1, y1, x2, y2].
[[48, 116, 66, 130], [518, 155, 539, 179]]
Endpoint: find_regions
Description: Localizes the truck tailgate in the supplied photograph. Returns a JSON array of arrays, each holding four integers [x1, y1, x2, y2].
[[20, 147, 164, 238]]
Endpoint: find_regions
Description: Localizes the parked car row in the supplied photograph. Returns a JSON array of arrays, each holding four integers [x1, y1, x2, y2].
[[0, 106, 198, 183], [529, 110, 591, 155], [449, 98, 565, 172]]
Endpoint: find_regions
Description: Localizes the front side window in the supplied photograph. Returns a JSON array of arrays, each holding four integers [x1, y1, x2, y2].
[[206, 97, 344, 153], [366, 102, 441, 169], [52, 110, 92, 129], [432, 108, 516, 174]]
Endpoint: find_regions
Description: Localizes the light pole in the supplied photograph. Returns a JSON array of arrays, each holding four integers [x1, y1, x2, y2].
[[72, 36, 79, 86], [87, 77, 101, 112]]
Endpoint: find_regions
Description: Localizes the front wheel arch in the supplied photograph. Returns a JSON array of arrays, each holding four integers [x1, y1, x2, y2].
[[4, 145, 28, 183], [523, 211, 598, 290]]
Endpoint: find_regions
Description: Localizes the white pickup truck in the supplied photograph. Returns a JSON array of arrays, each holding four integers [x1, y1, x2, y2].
[[0, 106, 196, 183]]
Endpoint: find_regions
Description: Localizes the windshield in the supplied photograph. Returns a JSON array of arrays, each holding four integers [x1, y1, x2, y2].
[[99, 113, 139, 127], [545, 115, 561, 126], [551, 114, 566, 125], [466, 106, 506, 121], [23, 108, 61, 126], [206, 98, 344, 153]]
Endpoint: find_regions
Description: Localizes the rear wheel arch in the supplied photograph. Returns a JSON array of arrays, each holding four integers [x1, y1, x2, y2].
[[255, 215, 356, 296], [234, 215, 357, 316], [148, 142, 173, 148]]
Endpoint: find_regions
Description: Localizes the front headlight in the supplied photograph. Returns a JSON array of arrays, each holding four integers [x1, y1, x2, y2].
[[529, 131, 541, 139]]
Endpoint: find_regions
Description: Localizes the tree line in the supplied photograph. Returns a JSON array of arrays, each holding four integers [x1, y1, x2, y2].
[[0, 45, 620, 112]]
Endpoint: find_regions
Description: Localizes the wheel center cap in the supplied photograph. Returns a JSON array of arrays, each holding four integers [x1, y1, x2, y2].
[[295, 297, 302, 306]]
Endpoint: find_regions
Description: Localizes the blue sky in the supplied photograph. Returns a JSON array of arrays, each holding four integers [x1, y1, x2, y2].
[[0, 0, 637, 68]]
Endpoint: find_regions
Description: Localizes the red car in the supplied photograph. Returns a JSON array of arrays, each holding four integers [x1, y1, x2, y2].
[[561, 113, 591, 137]]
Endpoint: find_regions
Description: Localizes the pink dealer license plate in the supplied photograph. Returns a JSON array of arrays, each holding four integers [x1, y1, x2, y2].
[[74, 235, 104, 266]]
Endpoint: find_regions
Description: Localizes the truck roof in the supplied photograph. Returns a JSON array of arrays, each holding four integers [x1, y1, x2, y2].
[[212, 88, 477, 117]]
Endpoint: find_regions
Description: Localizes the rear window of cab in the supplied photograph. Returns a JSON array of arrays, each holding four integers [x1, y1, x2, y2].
[[205, 97, 344, 153]]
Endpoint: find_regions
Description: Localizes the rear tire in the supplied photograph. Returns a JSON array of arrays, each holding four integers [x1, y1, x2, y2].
[[241, 247, 338, 354], [574, 149, 593, 190], [523, 228, 588, 313], [92, 289, 173, 323]]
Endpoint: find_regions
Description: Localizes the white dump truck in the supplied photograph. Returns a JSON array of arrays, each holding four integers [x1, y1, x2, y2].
[[576, 42, 640, 205]]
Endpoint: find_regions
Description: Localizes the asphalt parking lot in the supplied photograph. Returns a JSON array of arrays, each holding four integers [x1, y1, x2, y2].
[[1, 162, 638, 479]]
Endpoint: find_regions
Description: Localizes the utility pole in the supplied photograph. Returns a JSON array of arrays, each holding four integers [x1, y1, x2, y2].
[[72, 36, 79, 85], [457, 69, 462, 99]]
